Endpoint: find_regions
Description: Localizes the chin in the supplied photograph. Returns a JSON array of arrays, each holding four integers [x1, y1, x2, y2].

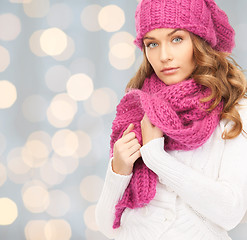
[[159, 78, 184, 86]]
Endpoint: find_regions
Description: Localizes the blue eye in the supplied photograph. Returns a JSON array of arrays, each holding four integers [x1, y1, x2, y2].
[[147, 42, 158, 48], [172, 37, 182, 43]]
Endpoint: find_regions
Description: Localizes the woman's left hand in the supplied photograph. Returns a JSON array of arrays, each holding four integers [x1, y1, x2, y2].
[[141, 113, 163, 145]]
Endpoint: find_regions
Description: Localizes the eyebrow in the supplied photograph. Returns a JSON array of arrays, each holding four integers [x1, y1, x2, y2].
[[143, 29, 183, 40]]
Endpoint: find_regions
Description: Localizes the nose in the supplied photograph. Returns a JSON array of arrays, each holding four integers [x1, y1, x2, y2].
[[160, 44, 172, 62]]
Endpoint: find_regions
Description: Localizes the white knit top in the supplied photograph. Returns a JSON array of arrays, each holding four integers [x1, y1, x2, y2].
[[95, 99, 247, 240]]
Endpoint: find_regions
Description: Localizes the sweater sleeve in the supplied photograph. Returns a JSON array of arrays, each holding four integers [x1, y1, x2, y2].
[[95, 158, 132, 239], [140, 109, 247, 231]]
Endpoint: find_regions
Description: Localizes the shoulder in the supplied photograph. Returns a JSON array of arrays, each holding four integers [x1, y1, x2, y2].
[[220, 97, 247, 132], [238, 97, 247, 110]]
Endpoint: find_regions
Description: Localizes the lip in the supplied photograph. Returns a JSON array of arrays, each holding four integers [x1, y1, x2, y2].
[[161, 67, 179, 75]]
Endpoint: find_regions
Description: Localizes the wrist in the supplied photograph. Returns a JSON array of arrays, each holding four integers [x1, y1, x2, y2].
[[112, 158, 133, 176]]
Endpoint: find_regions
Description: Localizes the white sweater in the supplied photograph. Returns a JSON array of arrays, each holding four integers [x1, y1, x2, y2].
[[96, 99, 247, 240]]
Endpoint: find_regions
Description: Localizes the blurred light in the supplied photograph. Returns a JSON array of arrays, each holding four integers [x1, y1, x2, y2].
[[0, 80, 17, 109], [25, 140, 49, 159], [39, 162, 66, 186], [0, 13, 21, 41], [98, 5, 125, 32], [51, 129, 78, 157], [22, 95, 48, 122], [110, 31, 135, 47], [69, 58, 96, 77], [0, 163, 7, 187], [22, 179, 47, 193], [22, 185, 50, 213], [49, 93, 77, 121], [52, 36, 75, 61], [22, 139, 49, 168], [109, 50, 135, 70], [80, 4, 102, 32], [47, 109, 73, 128], [27, 131, 52, 152], [29, 30, 47, 57], [83, 205, 98, 231], [46, 3, 73, 30], [84, 88, 118, 116], [66, 73, 94, 101], [108, 32, 136, 70], [75, 130, 92, 158], [0, 198, 18, 225], [51, 153, 79, 175], [25, 220, 47, 240], [0, 132, 7, 155], [0, 46, 10, 72], [46, 190, 70, 217], [47, 93, 77, 128], [40, 28, 68, 56], [45, 65, 71, 92], [21, 131, 52, 168], [80, 175, 104, 202], [7, 147, 30, 175], [44, 219, 72, 240], [111, 42, 135, 59], [23, 0, 50, 18]]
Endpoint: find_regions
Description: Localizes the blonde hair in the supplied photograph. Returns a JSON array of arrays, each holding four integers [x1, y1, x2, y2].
[[126, 34, 247, 139]]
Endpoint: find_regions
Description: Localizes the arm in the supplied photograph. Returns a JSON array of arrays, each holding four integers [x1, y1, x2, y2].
[[95, 158, 132, 239], [140, 135, 247, 231], [96, 123, 141, 237]]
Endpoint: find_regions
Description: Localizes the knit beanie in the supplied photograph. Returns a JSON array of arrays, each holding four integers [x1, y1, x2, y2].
[[134, 0, 235, 53]]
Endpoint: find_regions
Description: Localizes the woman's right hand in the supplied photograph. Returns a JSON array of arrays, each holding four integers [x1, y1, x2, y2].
[[112, 123, 141, 175]]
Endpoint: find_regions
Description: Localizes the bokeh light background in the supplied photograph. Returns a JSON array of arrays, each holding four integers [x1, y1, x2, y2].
[[0, 0, 246, 239]]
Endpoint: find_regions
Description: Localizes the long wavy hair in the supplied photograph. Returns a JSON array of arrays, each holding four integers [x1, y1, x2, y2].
[[126, 33, 247, 139]]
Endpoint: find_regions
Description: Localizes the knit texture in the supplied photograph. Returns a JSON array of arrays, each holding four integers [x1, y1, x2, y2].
[[110, 74, 223, 228], [134, 0, 235, 53]]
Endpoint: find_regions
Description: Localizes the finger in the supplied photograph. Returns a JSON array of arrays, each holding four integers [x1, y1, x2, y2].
[[122, 123, 134, 137], [128, 143, 141, 155], [122, 131, 136, 143], [126, 138, 140, 149], [129, 150, 141, 163]]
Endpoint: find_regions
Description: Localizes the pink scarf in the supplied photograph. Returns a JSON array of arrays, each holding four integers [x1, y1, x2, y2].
[[110, 73, 223, 228]]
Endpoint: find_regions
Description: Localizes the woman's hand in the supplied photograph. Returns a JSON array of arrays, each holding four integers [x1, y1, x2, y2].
[[141, 113, 163, 145], [112, 123, 141, 175]]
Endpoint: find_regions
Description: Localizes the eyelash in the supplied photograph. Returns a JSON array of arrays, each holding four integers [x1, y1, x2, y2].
[[146, 42, 158, 48], [172, 36, 183, 43]]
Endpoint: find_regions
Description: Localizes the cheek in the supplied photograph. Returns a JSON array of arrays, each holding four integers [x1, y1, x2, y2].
[[189, 50, 196, 69], [182, 46, 194, 66]]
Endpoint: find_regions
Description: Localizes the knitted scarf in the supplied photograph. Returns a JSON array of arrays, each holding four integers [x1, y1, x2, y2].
[[110, 73, 223, 228]]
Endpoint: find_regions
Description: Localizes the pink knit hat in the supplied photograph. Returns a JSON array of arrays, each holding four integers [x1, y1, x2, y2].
[[134, 0, 235, 53]]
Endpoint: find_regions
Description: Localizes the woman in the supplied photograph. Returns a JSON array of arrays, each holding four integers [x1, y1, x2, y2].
[[96, 0, 247, 239]]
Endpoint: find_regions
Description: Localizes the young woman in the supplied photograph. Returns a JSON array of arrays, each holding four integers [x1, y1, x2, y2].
[[96, 0, 247, 239]]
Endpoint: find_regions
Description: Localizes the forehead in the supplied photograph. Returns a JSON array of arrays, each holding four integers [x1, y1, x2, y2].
[[144, 28, 188, 38]]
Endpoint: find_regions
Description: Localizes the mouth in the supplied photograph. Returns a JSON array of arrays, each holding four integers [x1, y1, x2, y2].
[[161, 67, 179, 75]]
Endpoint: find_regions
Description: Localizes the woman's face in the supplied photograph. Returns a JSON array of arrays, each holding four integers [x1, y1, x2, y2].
[[143, 28, 195, 85]]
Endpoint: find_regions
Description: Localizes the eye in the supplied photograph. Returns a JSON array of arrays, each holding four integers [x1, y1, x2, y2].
[[146, 42, 158, 48], [172, 37, 182, 43]]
